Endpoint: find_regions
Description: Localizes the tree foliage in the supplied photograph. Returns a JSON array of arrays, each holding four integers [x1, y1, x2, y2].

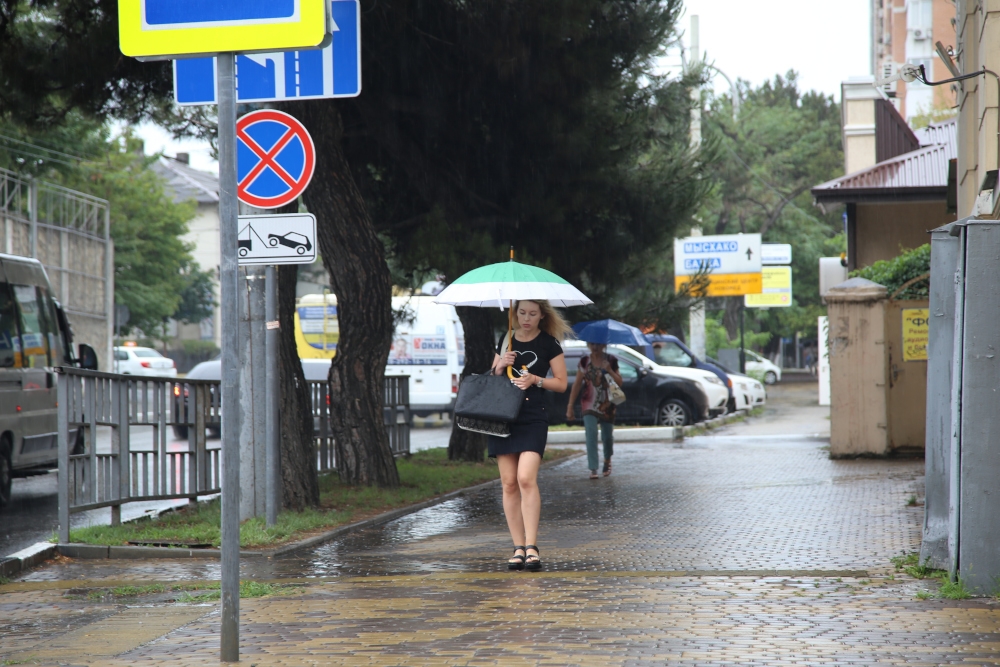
[[698, 72, 844, 345], [0, 114, 214, 337], [340, 0, 709, 313]]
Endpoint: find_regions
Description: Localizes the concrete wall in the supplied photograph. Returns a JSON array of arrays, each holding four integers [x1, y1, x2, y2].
[[855, 201, 953, 268], [827, 279, 890, 457]]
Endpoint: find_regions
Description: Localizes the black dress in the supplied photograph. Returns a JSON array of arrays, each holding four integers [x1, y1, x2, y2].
[[488, 331, 564, 458]]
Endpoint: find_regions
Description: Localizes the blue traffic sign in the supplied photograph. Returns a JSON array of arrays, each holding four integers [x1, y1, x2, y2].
[[173, 0, 360, 105], [145, 0, 296, 27]]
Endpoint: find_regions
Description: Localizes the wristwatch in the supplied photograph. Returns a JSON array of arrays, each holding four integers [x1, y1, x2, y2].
[[536, 377, 544, 388]]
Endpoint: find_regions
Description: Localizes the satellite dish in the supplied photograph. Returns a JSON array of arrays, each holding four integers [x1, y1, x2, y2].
[[874, 63, 923, 88]]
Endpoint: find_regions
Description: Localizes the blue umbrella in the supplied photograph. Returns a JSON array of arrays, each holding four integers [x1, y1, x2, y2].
[[572, 319, 651, 346]]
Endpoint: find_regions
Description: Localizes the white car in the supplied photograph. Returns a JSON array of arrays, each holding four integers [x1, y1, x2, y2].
[[566, 342, 730, 416], [113, 346, 177, 377], [744, 350, 782, 384], [728, 372, 767, 410]]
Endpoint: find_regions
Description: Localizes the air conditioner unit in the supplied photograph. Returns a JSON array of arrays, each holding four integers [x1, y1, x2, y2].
[[913, 28, 930, 40], [881, 63, 897, 93]]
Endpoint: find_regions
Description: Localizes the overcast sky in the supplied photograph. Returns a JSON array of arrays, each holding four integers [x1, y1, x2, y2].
[[139, 0, 872, 174], [659, 0, 872, 96]]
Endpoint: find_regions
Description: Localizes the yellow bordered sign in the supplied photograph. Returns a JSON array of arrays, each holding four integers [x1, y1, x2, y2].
[[119, 0, 328, 58]]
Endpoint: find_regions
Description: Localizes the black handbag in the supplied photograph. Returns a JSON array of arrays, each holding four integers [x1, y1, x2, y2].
[[454, 372, 524, 437]]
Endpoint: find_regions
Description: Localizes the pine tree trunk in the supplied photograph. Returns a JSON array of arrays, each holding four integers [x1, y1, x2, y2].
[[297, 102, 399, 487], [277, 263, 320, 510], [447, 306, 496, 462]]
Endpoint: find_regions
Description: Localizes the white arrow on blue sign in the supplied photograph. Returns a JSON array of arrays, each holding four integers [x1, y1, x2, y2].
[[173, 0, 359, 105]]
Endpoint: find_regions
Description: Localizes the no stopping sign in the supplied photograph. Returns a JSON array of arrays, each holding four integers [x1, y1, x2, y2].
[[236, 109, 316, 209]]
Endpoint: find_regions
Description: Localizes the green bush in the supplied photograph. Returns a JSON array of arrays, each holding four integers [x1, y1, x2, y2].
[[851, 244, 930, 300]]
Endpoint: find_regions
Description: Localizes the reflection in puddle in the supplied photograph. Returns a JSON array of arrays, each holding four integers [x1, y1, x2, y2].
[[382, 498, 470, 543]]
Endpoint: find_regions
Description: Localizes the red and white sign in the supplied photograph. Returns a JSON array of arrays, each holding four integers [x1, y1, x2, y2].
[[236, 109, 316, 209]]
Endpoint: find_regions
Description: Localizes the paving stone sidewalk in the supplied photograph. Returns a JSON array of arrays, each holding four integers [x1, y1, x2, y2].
[[2, 416, 1000, 665]]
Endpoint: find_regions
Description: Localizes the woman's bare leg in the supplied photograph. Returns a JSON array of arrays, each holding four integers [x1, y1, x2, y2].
[[497, 454, 525, 550], [516, 452, 543, 552]]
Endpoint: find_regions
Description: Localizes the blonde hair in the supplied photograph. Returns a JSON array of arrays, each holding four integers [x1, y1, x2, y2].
[[514, 300, 572, 342]]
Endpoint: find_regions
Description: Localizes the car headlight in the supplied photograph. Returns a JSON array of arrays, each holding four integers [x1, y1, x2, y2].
[[705, 375, 724, 386]]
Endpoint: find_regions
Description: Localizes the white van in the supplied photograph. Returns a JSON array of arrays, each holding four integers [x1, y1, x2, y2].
[[384, 296, 465, 418]]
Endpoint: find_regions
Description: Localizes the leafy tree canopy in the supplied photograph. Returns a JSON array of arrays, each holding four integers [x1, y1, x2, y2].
[[336, 0, 710, 326], [0, 113, 213, 336], [698, 71, 845, 344]]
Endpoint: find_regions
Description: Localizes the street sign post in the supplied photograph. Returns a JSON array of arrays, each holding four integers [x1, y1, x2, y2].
[[673, 233, 763, 297], [120, 1, 339, 660], [237, 110, 316, 209], [745, 266, 793, 308], [174, 0, 360, 104], [238, 213, 317, 265], [119, 0, 329, 58]]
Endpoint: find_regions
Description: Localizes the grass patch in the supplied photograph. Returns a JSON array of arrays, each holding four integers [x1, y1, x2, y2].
[[906, 495, 919, 507], [69, 447, 577, 550], [892, 552, 974, 599], [78, 581, 296, 603], [87, 584, 167, 601]]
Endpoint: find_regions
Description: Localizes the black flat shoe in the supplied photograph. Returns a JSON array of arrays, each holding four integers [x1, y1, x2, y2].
[[508, 545, 526, 570], [524, 545, 541, 571]]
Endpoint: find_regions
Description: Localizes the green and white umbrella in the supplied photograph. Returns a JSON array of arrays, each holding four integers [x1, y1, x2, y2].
[[434, 261, 592, 308]]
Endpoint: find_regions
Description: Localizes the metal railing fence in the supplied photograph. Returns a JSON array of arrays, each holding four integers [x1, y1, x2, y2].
[[58, 369, 410, 541], [309, 375, 410, 472], [57, 367, 222, 543]]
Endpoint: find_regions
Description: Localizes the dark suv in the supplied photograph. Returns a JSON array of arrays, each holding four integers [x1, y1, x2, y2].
[[546, 346, 709, 427]]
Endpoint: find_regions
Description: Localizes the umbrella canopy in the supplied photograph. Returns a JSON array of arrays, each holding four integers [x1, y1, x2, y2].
[[434, 261, 592, 308], [572, 319, 650, 346]]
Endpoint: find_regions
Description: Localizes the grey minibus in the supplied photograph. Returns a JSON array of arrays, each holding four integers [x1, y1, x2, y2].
[[0, 253, 97, 508]]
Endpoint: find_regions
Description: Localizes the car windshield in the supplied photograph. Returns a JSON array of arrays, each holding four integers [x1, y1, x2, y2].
[[132, 348, 163, 358], [653, 341, 693, 367]]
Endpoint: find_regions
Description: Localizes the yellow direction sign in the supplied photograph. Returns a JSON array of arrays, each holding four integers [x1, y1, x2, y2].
[[902, 308, 929, 361], [744, 266, 793, 308], [673, 233, 763, 297], [119, 0, 328, 58]]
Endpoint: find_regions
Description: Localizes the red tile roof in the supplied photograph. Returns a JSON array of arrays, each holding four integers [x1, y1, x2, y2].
[[812, 118, 956, 203]]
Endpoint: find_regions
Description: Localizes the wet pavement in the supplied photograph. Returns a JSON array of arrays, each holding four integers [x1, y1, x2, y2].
[[3, 383, 1000, 665]]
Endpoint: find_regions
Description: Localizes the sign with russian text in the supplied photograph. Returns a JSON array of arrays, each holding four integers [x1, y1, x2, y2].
[[902, 308, 929, 361], [674, 233, 762, 297], [745, 266, 793, 308], [388, 334, 448, 365]]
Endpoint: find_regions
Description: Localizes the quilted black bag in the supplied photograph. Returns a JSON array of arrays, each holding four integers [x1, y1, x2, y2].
[[454, 372, 524, 437]]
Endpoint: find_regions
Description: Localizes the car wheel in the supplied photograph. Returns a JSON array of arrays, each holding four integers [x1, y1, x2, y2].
[[657, 399, 691, 427], [172, 425, 189, 440], [296, 246, 305, 254], [269, 238, 279, 247], [764, 371, 778, 385], [0, 438, 12, 509]]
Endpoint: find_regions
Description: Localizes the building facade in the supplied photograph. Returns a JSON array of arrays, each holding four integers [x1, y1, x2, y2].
[[872, 0, 958, 119], [150, 154, 221, 348]]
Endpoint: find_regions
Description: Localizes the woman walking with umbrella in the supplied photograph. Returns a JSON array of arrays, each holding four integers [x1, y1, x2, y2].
[[567, 342, 622, 479], [567, 320, 648, 479], [490, 300, 571, 570], [434, 255, 590, 571]]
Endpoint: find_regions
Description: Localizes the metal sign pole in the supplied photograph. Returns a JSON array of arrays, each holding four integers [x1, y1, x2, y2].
[[265, 265, 280, 526], [217, 52, 241, 663]]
